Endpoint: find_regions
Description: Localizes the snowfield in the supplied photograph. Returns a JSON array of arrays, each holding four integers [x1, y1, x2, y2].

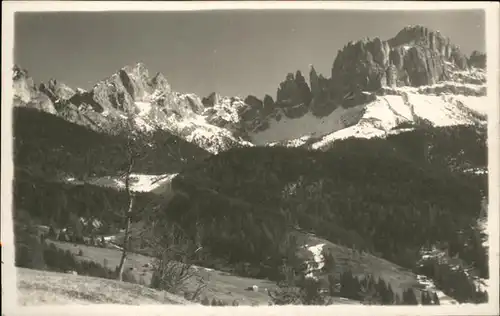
[[64, 173, 178, 195], [311, 90, 487, 150], [250, 105, 365, 146]]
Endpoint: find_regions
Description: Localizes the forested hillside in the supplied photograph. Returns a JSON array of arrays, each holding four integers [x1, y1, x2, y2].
[[164, 125, 487, 280], [14, 107, 210, 179]]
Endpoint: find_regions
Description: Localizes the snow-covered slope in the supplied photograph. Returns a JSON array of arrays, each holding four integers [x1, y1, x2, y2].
[[312, 90, 487, 150], [250, 67, 487, 150], [64, 173, 178, 195]]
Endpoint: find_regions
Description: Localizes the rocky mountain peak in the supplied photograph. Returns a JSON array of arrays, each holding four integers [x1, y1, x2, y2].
[[150, 72, 170, 91], [326, 25, 471, 109], [12, 65, 36, 92], [390, 25, 446, 46], [276, 71, 312, 107], [39, 78, 76, 104], [469, 51, 486, 69], [13, 65, 30, 81], [202, 92, 221, 108], [389, 25, 468, 69], [12, 65, 57, 114]]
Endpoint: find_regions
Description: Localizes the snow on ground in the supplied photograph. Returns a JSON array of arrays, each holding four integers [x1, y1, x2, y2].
[[162, 112, 253, 154], [464, 167, 488, 175], [250, 105, 365, 146], [304, 243, 325, 279], [311, 91, 488, 150], [406, 94, 483, 127], [134, 101, 152, 116], [416, 274, 458, 305], [63, 173, 178, 195], [447, 95, 490, 117], [133, 116, 155, 132], [267, 135, 314, 148], [203, 96, 247, 125]]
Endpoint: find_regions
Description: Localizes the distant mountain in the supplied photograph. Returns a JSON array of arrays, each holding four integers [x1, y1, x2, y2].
[[245, 25, 487, 148], [12, 25, 487, 156]]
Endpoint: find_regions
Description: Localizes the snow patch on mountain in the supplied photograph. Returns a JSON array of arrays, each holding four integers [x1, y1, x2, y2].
[[304, 243, 326, 279], [311, 89, 487, 150], [135, 101, 152, 116], [64, 173, 178, 195], [203, 95, 247, 125], [159, 110, 254, 154], [250, 105, 365, 145]]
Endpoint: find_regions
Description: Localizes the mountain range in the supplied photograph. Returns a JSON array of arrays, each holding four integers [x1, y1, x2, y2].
[[12, 25, 489, 305]]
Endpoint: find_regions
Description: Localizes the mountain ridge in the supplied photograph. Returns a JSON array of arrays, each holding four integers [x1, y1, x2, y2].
[[12, 25, 487, 155]]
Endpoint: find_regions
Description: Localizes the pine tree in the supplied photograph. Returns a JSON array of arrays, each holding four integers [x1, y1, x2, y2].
[[300, 277, 324, 305], [376, 277, 390, 304], [402, 289, 418, 305], [340, 271, 361, 301], [421, 291, 432, 305], [201, 296, 210, 306], [322, 251, 336, 274], [432, 292, 440, 305], [328, 274, 337, 296], [386, 283, 395, 305], [47, 226, 57, 239], [408, 289, 418, 305], [394, 292, 402, 305]]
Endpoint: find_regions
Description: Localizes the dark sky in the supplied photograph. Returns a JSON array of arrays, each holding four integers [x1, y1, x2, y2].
[[14, 10, 485, 99]]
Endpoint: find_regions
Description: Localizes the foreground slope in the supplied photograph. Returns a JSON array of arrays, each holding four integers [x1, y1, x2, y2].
[[17, 267, 194, 305], [43, 241, 280, 306]]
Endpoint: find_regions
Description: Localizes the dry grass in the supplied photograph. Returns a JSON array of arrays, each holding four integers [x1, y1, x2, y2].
[[44, 234, 446, 306], [17, 267, 194, 305], [46, 240, 278, 306]]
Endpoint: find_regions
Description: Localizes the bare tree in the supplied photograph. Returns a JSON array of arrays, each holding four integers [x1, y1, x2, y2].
[[113, 114, 194, 284], [145, 219, 207, 300], [115, 116, 140, 281]]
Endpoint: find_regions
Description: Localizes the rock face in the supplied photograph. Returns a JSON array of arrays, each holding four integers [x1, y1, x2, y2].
[[39, 79, 75, 104], [309, 65, 330, 102], [329, 25, 469, 108], [244, 95, 263, 111], [238, 25, 475, 123], [276, 71, 312, 108], [88, 63, 174, 115], [468, 51, 486, 69], [202, 92, 220, 108], [13, 66, 57, 114]]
